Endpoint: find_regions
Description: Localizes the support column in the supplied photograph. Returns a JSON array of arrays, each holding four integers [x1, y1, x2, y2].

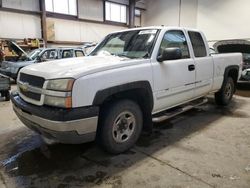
[[129, 0, 135, 28], [40, 0, 47, 46]]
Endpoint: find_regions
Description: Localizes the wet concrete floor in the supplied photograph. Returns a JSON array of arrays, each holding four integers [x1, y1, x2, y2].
[[0, 84, 250, 188]]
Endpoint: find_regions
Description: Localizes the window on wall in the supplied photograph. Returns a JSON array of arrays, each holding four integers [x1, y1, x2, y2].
[[45, 0, 77, 16], [105, 1, 127, 23]]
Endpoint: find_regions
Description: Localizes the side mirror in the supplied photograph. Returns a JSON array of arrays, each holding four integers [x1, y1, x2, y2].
[[157, 47, 182, 62]]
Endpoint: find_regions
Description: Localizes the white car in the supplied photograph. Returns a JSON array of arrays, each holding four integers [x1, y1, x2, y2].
[[11, 26, 242, 154]]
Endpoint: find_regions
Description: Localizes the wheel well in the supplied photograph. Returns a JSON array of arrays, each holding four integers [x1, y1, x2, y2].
[[227, 68, 238, 87], [101, 88, 151, 108], [99, 88, 153, 131]]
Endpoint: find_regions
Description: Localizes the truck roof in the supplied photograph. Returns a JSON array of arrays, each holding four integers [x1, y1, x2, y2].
[[109, 26, 202, 35]]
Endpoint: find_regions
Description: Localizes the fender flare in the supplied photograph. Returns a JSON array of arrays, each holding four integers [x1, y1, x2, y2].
[[92, 81, 154, 111]]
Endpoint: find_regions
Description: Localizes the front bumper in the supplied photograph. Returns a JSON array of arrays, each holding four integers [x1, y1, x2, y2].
[[11, 92, 99, 144]]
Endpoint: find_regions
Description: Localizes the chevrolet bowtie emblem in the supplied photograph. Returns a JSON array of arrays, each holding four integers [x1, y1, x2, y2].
[[19, 82, 29, 92]]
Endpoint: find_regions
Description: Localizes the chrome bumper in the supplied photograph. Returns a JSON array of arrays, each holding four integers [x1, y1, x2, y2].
[[13, 104, 98, 134], [13, 105, 98, 144]]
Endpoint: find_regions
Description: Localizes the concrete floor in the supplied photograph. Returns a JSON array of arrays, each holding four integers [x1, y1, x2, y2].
[[0, 84, 250, 188]]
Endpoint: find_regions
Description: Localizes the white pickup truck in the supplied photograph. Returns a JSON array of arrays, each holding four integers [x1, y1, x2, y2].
[[11, 26, 242, 154]]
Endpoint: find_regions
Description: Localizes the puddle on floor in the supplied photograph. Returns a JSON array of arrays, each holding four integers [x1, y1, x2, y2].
[[1, 143, 95, 177]]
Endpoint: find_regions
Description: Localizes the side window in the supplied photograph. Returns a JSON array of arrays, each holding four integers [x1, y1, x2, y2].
[[75, 50, 84, 57], [188, 31, 207, 57], [62, 50, 73, 58], [48, 50, 57, 59], [41, 50, 57, 60], [159, 30, 190, 59]]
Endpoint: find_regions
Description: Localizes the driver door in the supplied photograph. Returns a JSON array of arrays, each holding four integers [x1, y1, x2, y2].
[[152, 30, 196, 113]]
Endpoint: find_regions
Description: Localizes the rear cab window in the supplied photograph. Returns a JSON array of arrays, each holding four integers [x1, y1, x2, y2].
[[188, 31, 207, 57]]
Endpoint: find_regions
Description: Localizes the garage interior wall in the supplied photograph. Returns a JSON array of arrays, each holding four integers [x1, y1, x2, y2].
[[0, 0, 41, 39], [197, 0, 250, 42], [1, 0, 249, 45], [0, 11, 41, 39], [142, 0, 198, 28], [143, 0, 250, 43], [48, 18, 127, 43], [0, 0, 146, 46]]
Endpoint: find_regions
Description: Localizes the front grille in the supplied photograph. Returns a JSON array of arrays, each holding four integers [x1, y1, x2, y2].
[[20, 87, 41, 101], [19, 73, 45, 88]]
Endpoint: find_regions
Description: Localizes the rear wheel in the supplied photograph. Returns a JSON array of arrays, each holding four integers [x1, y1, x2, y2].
[[215, 77, 235, 106], [97, 99, 143, 154]]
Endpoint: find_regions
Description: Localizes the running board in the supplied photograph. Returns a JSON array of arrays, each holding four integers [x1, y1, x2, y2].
[[152, 98, 208, 123]]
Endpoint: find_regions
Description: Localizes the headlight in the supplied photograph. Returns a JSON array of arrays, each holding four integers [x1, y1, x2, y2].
[[46, 78, 74, 91], [44, 95, 72, 108], [45, 78, 74, 108]]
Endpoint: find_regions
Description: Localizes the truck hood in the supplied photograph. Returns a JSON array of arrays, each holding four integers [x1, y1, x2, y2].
[[1, 60, 36, 68], [213, 40, 250, 53], [8, 41, 29, 59], [20, 55, 146, 80]]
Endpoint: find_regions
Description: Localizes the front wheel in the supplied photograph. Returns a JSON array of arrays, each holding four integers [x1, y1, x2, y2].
[[97, 100, 143, 154], [215, 77, 235, 106]]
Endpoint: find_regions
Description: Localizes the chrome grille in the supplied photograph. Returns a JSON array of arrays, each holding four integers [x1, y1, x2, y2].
[[19, 73, 45, 102], [19, 87, 41, 101], [19, 73, 45, 88]]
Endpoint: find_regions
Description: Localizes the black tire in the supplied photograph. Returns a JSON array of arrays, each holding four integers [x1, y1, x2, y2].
[[97, 99, 143, 154], [5, 91, 10, 101], [215, 77, 235, 106]]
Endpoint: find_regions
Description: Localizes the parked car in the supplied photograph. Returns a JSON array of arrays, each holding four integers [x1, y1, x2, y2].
[[0, 73, 10, 101], [11, 26, 242, 154], [214, 40, 250, 81], [0, 41, 85, 80]]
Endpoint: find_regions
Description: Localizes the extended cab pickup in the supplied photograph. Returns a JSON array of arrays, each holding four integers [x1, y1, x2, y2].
[[11, 27, 242, 154]]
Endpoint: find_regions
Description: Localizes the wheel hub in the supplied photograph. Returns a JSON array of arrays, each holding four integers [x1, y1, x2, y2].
[[225, 82, 232, 99], [112, 111, 136, 143]]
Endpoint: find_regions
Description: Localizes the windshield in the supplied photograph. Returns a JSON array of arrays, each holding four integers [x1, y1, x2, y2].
[[90, 29, 159, 59], [28, 49, 43, 60]]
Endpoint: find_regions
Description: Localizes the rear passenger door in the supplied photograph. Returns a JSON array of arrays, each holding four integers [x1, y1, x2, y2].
[[188, 31, 213, 97]]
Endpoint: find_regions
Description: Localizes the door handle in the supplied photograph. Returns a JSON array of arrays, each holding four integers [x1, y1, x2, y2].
[[188, 64, 195, 71]]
